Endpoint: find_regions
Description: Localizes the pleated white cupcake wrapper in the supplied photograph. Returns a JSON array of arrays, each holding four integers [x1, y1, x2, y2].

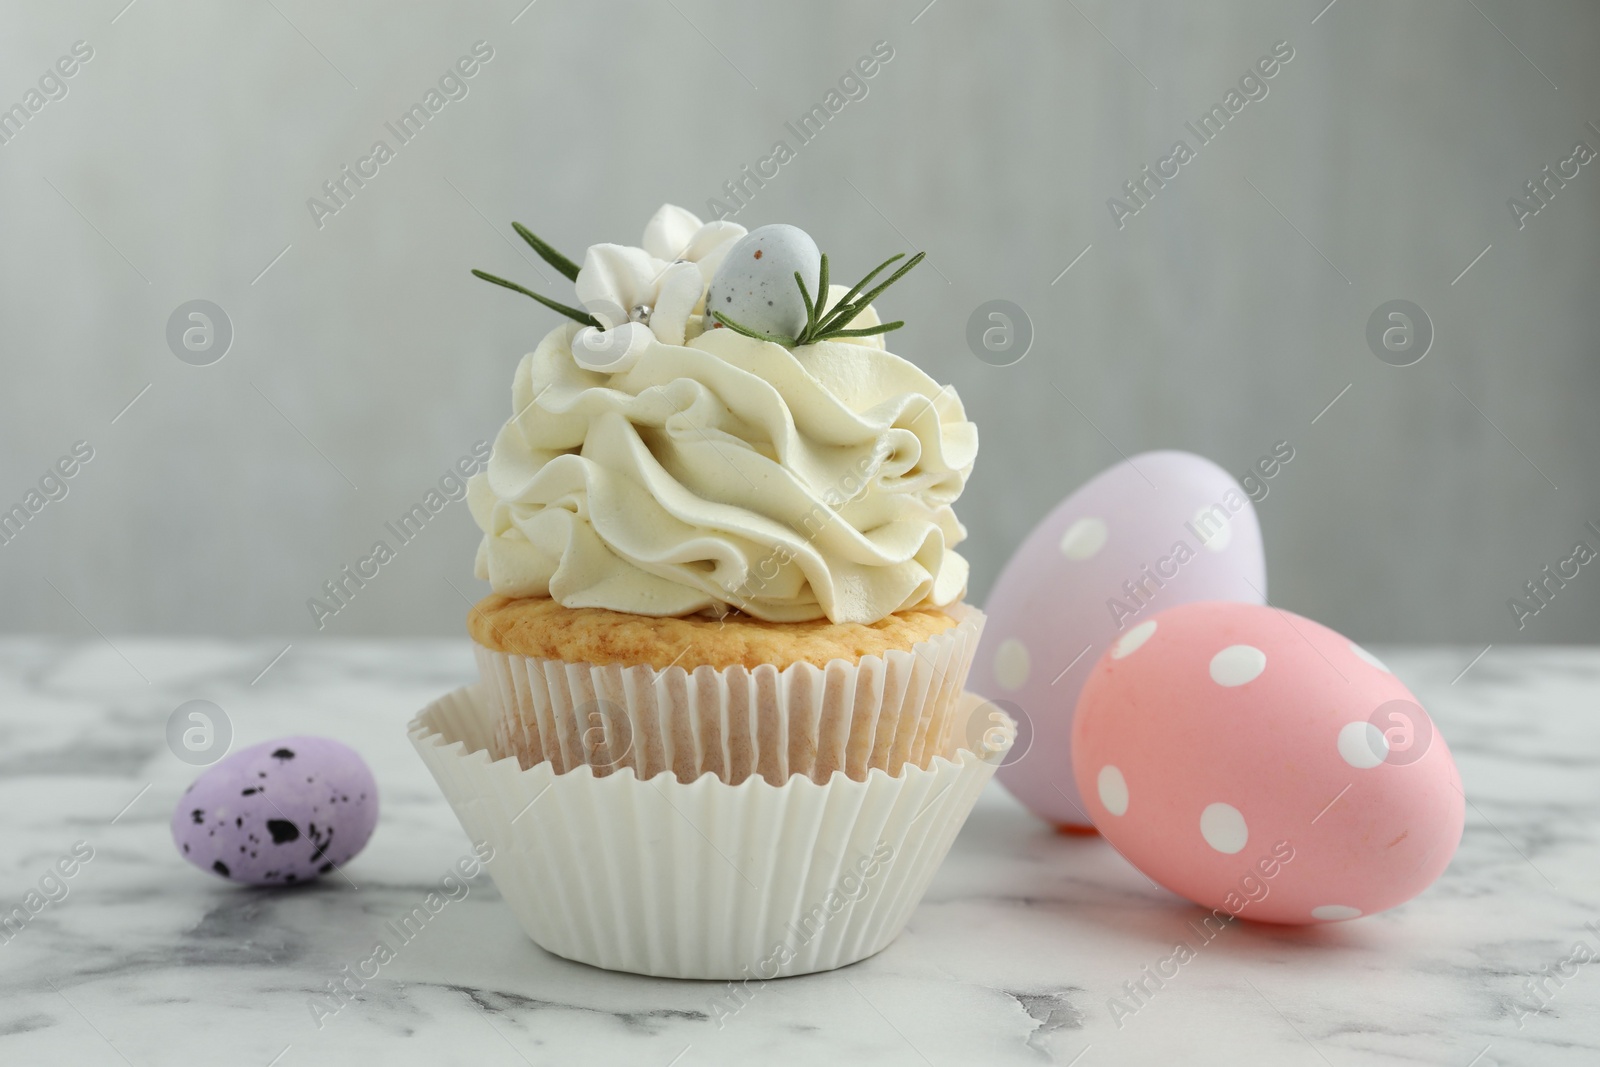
[[409, 683, 1013, 979], [474, 604, 985, 785]]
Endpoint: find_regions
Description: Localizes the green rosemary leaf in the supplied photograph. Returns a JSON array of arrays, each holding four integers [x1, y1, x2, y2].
[[816, 301, 859, 333], [849, 251, 924, 315], [813, 253, 902, 335], [815, 253, 829, 318], [795, 269, 817, 338], [709, 310, 797, 346], [825, 320, 904, 338], [471, 269, 598, 327], [511, 222, 581, 282]]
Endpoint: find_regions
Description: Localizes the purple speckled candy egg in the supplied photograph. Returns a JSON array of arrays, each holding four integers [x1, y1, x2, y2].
[[970, 451, 1268, 830], [172, 736, 378, 886]]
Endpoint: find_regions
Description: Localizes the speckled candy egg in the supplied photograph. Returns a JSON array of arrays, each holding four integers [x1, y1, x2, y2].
[[1072, 600, 1464, 924], [971, 451, 1267, 829], [704, 224, 822, 339], [173, 737, 378, 886]]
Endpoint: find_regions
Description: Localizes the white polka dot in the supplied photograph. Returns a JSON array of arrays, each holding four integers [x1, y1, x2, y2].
[[994, 638, 1030, 690], [1192, 507, 1232, 551], [1098, 765, 1129, 816], [1059, 517, 1108, 560], [1350, 642, 1391, 673], [1209, 645, 1267, 687], [1337, 720, 1388, 769], [1200, 803, 1248, 854], [1311, 904, 1362, 921], [1112, 620, 1157, 659]]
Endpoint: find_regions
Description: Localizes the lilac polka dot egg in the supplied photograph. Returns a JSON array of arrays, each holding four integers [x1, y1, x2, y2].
[[970, 451, 1267, 830], [172, 737, 378, 886]]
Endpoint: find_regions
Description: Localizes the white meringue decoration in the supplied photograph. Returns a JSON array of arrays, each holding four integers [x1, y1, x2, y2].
[[573, 205, 746, 347], [571, 321, 653, 374], [642, 204, 746, 281]]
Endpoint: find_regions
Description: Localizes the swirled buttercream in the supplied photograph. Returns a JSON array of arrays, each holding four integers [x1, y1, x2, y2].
[[468, 310, 977, 624]]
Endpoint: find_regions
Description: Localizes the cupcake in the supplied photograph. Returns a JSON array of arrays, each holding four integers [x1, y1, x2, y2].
[[464, 205, 983, 785], [410, 205, 1007, 979]]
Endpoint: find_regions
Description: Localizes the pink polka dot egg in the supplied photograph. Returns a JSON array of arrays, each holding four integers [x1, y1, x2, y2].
[[1072, 600, 1464, 924]]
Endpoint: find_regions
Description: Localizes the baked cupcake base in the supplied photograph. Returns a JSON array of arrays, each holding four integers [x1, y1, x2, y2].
[[408, 683, 1013, 979], [469, 596, 985, 785]]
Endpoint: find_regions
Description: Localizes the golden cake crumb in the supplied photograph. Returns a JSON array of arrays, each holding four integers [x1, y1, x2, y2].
[[467, 594, 960, 670]]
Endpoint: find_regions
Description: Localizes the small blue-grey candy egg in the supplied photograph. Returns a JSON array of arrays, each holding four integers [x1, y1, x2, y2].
[[704, 224, 822, 340]]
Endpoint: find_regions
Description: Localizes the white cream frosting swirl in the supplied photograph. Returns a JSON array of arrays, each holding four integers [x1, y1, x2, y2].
[[468, 206, 976, 625]]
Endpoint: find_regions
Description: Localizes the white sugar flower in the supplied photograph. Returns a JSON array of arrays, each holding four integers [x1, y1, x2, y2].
[[574, 205, 745, 346]]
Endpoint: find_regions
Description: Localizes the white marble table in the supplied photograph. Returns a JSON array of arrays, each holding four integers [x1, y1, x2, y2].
[[0, 640, 1596, 1066]]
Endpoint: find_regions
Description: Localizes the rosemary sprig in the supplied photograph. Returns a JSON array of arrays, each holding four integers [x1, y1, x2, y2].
[[826, 321, 905, 338], [471, 269, 598, 327], [709, 311, 797, 346], [512, 222, 581, 281], [815, 252, 900, 334], [815, 254, 829, 320], [796, 269, 817, 336], [471, 224, 595, 325], [818, 252, 924, 336], [712, 249, 924, 347]]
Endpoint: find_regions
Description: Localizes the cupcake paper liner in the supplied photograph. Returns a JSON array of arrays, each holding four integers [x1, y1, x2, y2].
[[474, 604, 985, 785], [408, 683, 1013, 979]]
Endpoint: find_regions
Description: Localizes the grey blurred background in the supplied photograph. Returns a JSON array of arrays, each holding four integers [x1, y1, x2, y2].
[[1, 0, 1596, 644]]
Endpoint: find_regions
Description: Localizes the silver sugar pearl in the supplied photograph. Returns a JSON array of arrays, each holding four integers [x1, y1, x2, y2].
[[630, 304, 652, 325]]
